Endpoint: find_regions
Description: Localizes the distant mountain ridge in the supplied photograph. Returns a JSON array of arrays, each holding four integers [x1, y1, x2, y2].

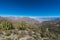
[[0, 16, 60, 24], [35, 17, 60, 22], [4, 17, 40, 24]]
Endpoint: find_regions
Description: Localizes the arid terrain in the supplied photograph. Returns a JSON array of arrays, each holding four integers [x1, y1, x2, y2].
[[0, 16, 60, 40]]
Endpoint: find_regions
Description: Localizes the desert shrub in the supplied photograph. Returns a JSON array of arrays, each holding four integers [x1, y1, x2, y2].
[[17, 22, 28, 30], [1, 20, 14, 30], [6, 38, 12, 40]]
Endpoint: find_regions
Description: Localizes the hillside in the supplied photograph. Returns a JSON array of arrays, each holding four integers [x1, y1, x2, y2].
[[0, 17, 60, 40]]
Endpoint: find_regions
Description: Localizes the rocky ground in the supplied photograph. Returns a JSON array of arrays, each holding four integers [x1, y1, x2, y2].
[[0, 29, 48, 40]]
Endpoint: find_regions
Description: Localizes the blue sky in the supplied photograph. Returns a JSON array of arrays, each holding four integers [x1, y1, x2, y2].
[[0, 0, 60, 16]]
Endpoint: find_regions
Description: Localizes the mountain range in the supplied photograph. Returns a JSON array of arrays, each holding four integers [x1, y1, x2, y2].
[[0, 16, 60, 24]]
